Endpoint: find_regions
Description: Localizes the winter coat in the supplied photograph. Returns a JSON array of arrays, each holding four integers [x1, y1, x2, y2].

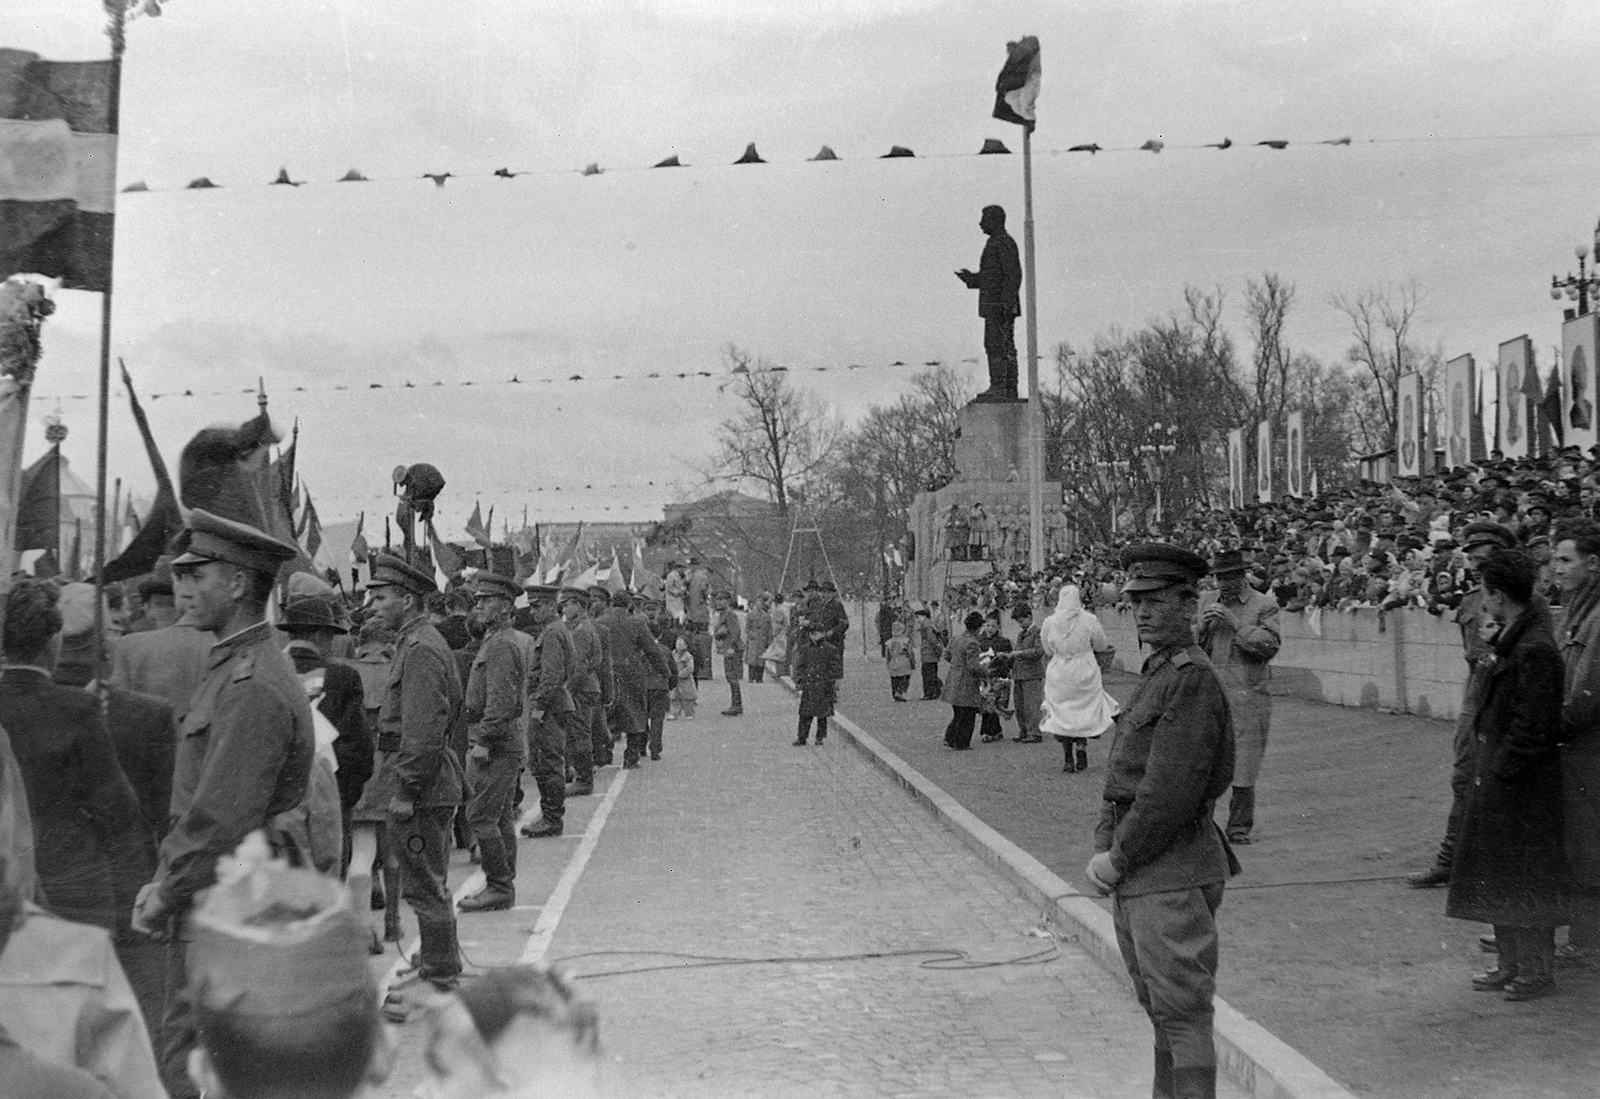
[[1446, 606, 1575, 927], [941, 630, 987, 708]]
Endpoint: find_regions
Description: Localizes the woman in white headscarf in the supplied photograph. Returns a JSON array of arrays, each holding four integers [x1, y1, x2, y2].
[[1039, 584, 1119, 773]]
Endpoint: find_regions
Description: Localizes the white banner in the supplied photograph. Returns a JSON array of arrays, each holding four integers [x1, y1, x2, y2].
[[1443, 354, 1475, 469], [1286, 411, 1304, 497], [1228, 428, 1244, 509], [1256, 420, 1273, 503], [1499, 336, 1532, 459], [1396, 371, 1423, 477], [1565, 313, 1599, 456]]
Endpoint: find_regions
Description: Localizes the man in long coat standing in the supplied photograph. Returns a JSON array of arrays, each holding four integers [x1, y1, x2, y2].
[[1550, 520, 1600, 965], [955, 204, 1022, 402]]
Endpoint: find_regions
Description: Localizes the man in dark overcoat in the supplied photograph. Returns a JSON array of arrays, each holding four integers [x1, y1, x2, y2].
[[955, 204, 1023, 401]]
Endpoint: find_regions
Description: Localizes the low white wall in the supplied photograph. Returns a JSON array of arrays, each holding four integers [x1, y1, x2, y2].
[[1099, 606, 1472, 722]]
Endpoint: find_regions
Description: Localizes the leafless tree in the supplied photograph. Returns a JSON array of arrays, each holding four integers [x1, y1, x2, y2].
[[714, 345, 838, 514], [1330, 279, 1426, 452]]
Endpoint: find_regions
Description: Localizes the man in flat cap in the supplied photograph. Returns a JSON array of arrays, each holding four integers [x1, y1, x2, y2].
[[520, 585, 575, 838], [559, 587, 602, 797], [1410, 521, 1537, 887], [366, 552, 465, 996], [130, 509, 312, 1098], [458, 574, 530, 912], [1197, 548, 1280, 845], [1087, 544, 1236, 1099]]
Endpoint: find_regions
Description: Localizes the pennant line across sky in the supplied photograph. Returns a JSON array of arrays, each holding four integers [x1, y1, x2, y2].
[[0, 48, 117, 292]]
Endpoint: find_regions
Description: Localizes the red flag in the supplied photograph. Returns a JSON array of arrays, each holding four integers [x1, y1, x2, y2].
[[104, 363, 181, 582], [992, 37, 1040, 129]]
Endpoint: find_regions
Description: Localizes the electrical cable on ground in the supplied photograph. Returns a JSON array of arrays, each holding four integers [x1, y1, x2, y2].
[[451, 944, 1061, 980]]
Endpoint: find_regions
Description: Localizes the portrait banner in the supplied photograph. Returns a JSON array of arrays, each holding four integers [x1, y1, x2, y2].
[[1499, 336, 1532, 460], [1564, 313, 1599, 455], [1396, 372, 1423, 477], [1256, 420, 1272, 503], [1286, 410, 1304, 497], [1443, 355, 1475, 469], [1227, 428, 1244, 510]]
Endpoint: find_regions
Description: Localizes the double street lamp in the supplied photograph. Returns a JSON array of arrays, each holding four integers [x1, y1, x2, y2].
[[1550, 219, 1600, 317], [1138, 422, 1179, 527]]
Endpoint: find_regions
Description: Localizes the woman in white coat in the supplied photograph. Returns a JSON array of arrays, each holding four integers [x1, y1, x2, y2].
[[1038, 584, 1119, 773]]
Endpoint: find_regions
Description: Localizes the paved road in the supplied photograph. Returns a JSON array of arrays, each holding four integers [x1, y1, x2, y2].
[[834, 647, 1600, 1099], [367, 673, 1247, 1099]]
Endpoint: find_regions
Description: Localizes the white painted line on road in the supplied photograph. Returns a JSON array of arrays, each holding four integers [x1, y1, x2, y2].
[[518, 768, 629, 964]]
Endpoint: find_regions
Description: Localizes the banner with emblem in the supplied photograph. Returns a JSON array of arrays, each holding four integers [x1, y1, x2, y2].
[[1442, 354, 1475, 469], [1395, 371, 1424, 477], [1564, 313, 1599, 456], [1285, 411, 1305, 497], [1499, 336, 1532, 459], [1256, 420, 1272, 503], [1227, 428, 1244, 509]]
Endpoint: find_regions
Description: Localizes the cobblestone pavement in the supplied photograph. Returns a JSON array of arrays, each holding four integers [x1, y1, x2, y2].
[[370, 672, 1247, 1099], [834, 647, 1600, 1099]]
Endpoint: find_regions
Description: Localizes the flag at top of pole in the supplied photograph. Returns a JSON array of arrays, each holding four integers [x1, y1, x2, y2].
[[992, 36, 1040, 129]]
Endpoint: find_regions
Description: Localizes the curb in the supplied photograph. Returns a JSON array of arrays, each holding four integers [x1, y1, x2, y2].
[[789, 679, 1357, 1099]]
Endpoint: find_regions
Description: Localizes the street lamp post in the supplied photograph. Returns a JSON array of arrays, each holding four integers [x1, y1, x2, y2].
[[1137, 422, 1179, 527], [1550, 219, 1600, 316]]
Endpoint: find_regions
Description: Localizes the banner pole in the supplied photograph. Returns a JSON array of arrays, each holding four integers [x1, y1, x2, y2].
[[1023, 124, 1044, 573], [93, 14, 126, 680]]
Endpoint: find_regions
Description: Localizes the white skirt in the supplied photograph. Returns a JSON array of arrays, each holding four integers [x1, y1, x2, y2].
[[1039, 651, 1119, 740]]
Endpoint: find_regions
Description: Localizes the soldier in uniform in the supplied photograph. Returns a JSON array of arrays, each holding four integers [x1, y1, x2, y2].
[[1197, 548, 1280, 845], [586, 586, 616, 768], [1409, 520, 1524, 887], [365, 553, 465, 998], [129, 510, 311, 1099], [1086, 544, 1236, 1099], [519, 585, 574, 838], [458, 574, 528, 913], [712, 589, 745, 716], [602, 590, 675, 768], [560, 587, 603, 797]]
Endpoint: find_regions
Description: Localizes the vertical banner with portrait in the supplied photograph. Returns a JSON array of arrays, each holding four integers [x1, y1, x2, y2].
[[1395, 371, 1423, 477], [1564, 313, 1599, 456], [1443, 354, 1475, 469], [1256, 420, 1273, 503], [1499, 336, 1532, 460], [1285, 410, 1304, 497], [1227, 428, 1244, 509]]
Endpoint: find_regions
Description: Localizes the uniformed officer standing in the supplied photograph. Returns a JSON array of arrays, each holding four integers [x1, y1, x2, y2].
[[1196, 548, 1279, 845], [712, 590, 745, 716], [602, 590, 675, 768], [520, 585, 575, 838], [130, 509, 312, 1099], [560, 587, 603, 797], [458, 573, 528, 913], [1086, 544, 1236, 1099], [586, 586, 616, 768], [365, 553, 465, 993]]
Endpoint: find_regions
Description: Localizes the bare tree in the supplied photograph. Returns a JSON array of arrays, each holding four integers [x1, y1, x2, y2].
[[1330, 279, 1425, 453], [714, 345, 838, 514], [1244, 272, 1295, 428]]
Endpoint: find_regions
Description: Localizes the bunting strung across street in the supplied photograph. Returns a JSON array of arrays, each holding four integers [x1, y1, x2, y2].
[[33, 355, 981, 403], [104, 127, 1600, 197]]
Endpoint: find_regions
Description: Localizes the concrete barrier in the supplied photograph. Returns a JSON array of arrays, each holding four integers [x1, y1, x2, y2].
[[1098, 605, 1470, 722]]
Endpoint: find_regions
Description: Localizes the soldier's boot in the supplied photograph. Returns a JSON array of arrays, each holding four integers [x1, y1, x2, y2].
[[815, 717, 827, 745], [459, 835, 515, 912], [722, 681, 743, 716], [522, 814, 564, 838], [1226, 786, 1255, 844], [1152, 1047, 1176, 1099], [1171, 1065, 1216, 1099], [566, 779, 595, 797], [382, 860, 403, 942]]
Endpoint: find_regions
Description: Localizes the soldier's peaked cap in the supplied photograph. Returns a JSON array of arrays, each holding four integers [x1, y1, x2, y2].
[[523, 583, 560, 597], [558, 586, 590, 604], [366, 552, 436, 596], [171, 509, 299, 575], [471, 573, 520, 601], [1121, 543, 1209, 593], [1461, 521, 1518, 552]]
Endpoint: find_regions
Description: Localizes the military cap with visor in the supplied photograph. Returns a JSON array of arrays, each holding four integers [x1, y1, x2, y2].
[[366, 552, 437, 596], [1461, 520, 1518, 552], [1209, 548, 1251, 575], [558, 586, 591, 606], [1121, 543, 1210, 593], [171, 509, 300, 576], [471, 572, 520, 602]]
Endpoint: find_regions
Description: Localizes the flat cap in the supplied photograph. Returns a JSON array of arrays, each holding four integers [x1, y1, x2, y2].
[[172, 509, 300, 576], [1461, 521, 1518, 552], [1210, 548, 1250, 575], [366, 552, 436, 596], [280, 595, 348, 634], [471, 572, 520, 601], [1121, 543, 1209, 593]]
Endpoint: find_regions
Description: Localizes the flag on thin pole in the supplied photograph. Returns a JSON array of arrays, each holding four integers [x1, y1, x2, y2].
[[992, 36, 1040, 129], [302, 491, 323, 559], [465, 501, 489, 547], [0, 49, 118, 290], [104, 362, 182, 581]]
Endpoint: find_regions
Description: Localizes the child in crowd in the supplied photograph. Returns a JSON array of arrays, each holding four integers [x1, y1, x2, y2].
[[669, 636, 697, 719], [884, 620, 914, 701], [793, 616, 843, 746]]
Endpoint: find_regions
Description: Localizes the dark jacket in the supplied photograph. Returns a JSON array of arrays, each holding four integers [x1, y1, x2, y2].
[[600, 608, 673, 731], [1, 668, 152, 932], [380, 616, 465, 809], [941, 630, 987, 708], [1095, 645, 1236, 897], [527, 619, 576, 715], [287, 642, 374, 812], [464, 624, 526, 756], [795, 636, 843, 719], [93, 683, 177, 845], [1447, 606, 1574, 926], [976, 229, 1022, 317]]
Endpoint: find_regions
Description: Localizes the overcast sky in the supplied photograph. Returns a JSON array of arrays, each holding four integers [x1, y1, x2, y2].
[[14, 0, 1600, 539]]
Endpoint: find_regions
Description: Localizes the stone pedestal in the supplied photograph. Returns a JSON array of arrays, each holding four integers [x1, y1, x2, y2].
[[904, 400, 1061, 603]]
